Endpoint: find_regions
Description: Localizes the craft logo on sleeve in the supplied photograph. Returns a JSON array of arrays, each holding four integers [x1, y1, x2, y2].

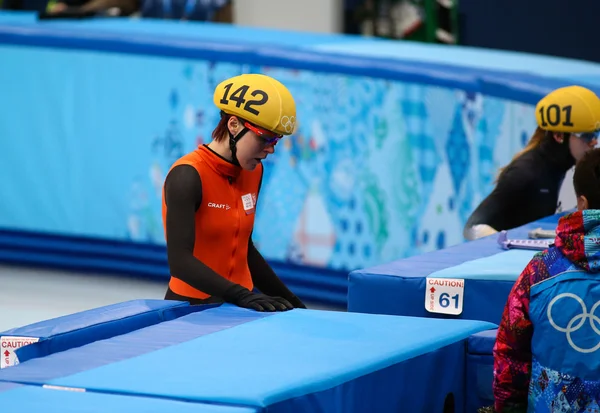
[[1, 336, 40, 369]]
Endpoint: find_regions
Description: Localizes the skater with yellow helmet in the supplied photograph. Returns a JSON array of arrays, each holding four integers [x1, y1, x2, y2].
[[464, 85, 600, 240], [161, 73, 305, 311]]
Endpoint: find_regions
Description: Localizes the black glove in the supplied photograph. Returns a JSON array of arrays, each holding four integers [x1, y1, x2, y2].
[[223, 284, 294, 312], [287, 294, 307, 309]]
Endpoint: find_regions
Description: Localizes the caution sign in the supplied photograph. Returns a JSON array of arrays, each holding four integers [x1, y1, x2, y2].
[[425, 277, 465, 315], [1, 336, 40, 369]]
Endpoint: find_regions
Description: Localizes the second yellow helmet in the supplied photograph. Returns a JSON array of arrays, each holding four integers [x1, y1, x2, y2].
[[535, 85, 600, 133]]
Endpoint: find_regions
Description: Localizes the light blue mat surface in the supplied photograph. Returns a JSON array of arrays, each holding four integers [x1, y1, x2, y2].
[[428, 249, 537, 281], [36, 307, 495, 407]]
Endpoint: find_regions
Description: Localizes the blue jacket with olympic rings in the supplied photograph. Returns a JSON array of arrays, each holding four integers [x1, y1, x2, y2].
[[493, 209, 600, 413]]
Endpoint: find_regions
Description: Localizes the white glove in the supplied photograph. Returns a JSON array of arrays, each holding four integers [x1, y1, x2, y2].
[[463, 224, 498, 241]]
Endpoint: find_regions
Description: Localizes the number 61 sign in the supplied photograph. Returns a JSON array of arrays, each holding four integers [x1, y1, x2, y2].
[[425, 277, 465, 315]]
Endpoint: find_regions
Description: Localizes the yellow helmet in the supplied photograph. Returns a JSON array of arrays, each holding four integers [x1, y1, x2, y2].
[[213, 73, 297, 136], [535, 85, 600, 133]]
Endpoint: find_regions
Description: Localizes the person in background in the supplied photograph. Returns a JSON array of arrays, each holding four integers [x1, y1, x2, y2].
[[161, 73, 306, 312], [139, 0, 231, 22], [464, 85, 600, 241], [492, 147, 600, 412], [22, 0, 231, 22]]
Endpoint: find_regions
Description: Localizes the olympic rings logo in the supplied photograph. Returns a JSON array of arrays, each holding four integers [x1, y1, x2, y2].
[[547, 293, 600, 354], [280, 116, 295, 134]]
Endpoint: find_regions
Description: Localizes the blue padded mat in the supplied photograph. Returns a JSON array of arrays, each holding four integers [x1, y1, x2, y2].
[[347, 213, 565, 323], [350, 216, 559, 280], [0, 385, 258, 413], [1, 299, 187, 337], [0, 304, 274, 384], [0, 305, 495, 408], [0, 381, 20, 391], [468, 329, 498, 355], [429, 249, 537, 281], [1, 299, 197, 365], [466, 330, 497, 412]]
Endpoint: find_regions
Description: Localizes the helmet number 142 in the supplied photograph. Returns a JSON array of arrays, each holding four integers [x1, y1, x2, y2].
[[219, 83, 269, 116]]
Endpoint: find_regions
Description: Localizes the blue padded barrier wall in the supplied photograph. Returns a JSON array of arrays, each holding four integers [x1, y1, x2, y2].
[[1, 12, 600, 306]]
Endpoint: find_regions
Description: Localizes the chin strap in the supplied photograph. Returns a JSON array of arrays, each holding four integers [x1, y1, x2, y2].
[[228, 128, 249, 166], [223, 111, 249, 166]]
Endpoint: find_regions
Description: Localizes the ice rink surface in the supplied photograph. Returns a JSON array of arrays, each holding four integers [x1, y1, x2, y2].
[[0, 265, 168, 332], [0, 265, 338, 332]]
